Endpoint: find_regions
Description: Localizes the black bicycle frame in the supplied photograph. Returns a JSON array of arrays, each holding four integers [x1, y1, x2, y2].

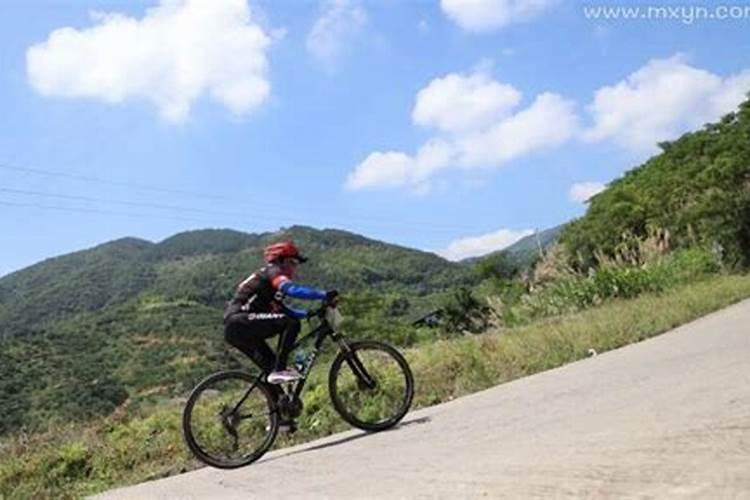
[[243, 312, 376, 411], [282, 313, 376, 401]]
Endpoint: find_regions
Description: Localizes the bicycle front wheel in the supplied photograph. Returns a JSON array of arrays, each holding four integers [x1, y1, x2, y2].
[[329, 340, 414, 432], [182, 370, 278, 469]]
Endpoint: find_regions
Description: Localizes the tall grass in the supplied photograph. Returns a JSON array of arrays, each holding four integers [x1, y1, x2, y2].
[[489, 244, 721, 327]]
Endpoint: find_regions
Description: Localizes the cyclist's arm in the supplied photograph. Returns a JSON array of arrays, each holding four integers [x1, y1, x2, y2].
[[271, 275, 326, 301], [283, 304, 309, 319]]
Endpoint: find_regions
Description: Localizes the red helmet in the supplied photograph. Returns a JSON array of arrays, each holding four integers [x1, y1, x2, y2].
[[263, 241, 308, 263]]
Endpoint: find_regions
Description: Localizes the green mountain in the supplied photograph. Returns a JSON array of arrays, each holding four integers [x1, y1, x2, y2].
[[0, 226, 473, 340], [0, 237, 157, 339], [0, 225, 475, 434]]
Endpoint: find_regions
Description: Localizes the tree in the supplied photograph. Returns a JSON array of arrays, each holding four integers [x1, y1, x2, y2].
[[476, 252, 519, 281], [442, 287, 494, 335]]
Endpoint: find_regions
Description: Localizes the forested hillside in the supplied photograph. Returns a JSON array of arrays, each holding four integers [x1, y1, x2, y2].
[[563, 97, 750, 269], [0, 238, 155, 339]]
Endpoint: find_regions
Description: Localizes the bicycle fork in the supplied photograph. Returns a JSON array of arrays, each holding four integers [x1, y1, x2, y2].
[[337, 337, 377, 390]]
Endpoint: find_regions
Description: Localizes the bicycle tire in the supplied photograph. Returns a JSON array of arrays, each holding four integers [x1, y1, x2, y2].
[[182, 370, 278, 469], [329, 340, 414, 432]]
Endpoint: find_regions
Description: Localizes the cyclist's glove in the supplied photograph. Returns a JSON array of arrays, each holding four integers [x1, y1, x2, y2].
[[326, 289, 339, 305]]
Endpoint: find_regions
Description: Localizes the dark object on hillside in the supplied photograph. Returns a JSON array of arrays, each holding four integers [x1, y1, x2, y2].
[[413, 288, 495, 335], [442, 287, 494, 335], [412, 309, 445, 328]]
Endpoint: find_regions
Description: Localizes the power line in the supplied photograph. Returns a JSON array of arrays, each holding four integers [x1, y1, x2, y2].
[[0, 161, 489, 234], [0, 197, 482, 241], [0, 199, 210, 222], [0, 162, 230, 201], [0, 187, 257, 218], [0, 161, 321, 218], [0, 162, 339, 215], [0, 187, 319, 227]]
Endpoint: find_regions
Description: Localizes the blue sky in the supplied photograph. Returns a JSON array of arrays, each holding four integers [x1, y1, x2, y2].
[[2, 0, 750, 276]]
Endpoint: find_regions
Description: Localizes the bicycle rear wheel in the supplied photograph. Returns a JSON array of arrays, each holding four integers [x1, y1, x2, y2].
[[329, 340, 414, 432], [182, 370, 278, 468]]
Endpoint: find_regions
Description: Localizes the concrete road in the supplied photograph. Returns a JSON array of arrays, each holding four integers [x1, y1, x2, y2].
[[96, 299, 750, 499]]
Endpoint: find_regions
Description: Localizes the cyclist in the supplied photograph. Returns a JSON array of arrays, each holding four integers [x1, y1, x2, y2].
[[224, 240, 337, 385]]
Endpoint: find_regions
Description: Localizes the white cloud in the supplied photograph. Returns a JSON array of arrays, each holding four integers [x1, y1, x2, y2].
[[585, 54, 750, 153], [440, 0, 559, 32], [346, 151, 412, 190], [345, 139, 454, 191], [439, 228, 534, 261], [346, 68, 578, 192], [569, 181, 605, 203], [412, 67, 522, 133], [456, 92, 578, 167], [306, 0, 367, 67], [26, 0, 272, 123], [346, 54, 750, 195]]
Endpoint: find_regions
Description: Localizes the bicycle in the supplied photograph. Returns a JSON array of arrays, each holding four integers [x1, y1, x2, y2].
[[182, 301, 415, 469]]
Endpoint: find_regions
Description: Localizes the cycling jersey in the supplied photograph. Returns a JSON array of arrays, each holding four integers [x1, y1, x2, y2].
[[225, 263, 326, 320]]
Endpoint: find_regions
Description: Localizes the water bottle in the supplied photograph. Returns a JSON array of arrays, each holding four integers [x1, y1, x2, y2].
[[294, 349, 306, 373]]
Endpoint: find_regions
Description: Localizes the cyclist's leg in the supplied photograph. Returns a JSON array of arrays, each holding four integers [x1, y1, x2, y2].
[[224, 317, 288, 410], [224, 311, 303, 379], [224, 318, 276, 373], [274, 317, 301, 371], [224, 312, 302, 383]]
